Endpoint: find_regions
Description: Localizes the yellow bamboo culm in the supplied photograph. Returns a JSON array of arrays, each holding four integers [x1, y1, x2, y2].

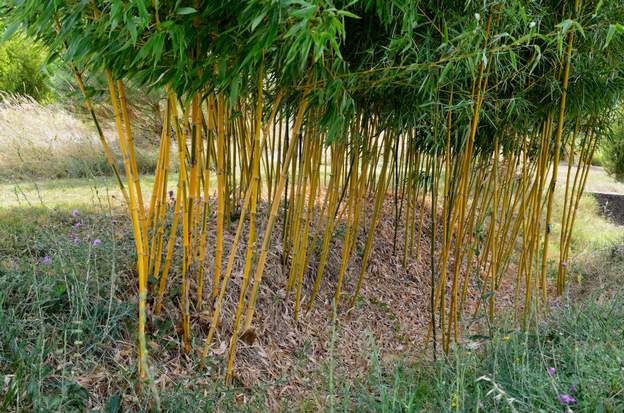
[[350, 136, 393, 307], [106, 71, 149, 380], [73, 70, 130, 205], [541, 15, 576, 298], [243, 89, 310, 332], [169, 91, 192, 352], [213, 94, 226, 304], [201, 60, 265, 369]]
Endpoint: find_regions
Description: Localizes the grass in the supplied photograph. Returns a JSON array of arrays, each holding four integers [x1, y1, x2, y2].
[[0, 206, 136, 411], [548, 188, 622, 260], [0, 94, 164, 181], [337, 248, 624, 412], [0, 174, 178, 210], [0, 205, 277, 412]]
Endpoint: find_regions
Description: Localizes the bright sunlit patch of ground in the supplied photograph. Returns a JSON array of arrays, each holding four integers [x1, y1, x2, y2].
[[0, 174, 180, 210], [558, 163, 624, 194]]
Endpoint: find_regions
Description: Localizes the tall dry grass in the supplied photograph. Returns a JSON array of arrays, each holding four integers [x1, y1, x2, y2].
[[0, 94, 162, 180]]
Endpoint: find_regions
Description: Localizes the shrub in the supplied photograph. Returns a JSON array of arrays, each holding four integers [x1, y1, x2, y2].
[[602, 121, 624, 182], [0, 29, 50, 101], [590, 148, 605, 167]]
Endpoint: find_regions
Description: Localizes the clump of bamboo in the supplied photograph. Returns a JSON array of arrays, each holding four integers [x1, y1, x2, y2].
[[6, 0, 624, 384]]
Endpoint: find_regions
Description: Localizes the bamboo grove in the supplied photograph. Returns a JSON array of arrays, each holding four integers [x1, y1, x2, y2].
[[4, 0, 624, 383]]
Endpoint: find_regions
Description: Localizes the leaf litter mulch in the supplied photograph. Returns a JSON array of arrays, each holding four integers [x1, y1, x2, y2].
[[89, 195, 518, 410]]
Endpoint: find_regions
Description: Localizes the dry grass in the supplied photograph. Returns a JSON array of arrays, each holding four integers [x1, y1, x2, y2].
[[0, 94, 162, 180]]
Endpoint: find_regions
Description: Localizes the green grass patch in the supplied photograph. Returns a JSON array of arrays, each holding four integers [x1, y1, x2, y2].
[[0, 206, 138, 411], [0, 174, 181, 210], [335, 250, 624, 412]]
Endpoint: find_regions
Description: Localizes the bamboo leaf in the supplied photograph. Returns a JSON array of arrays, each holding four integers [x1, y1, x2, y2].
[[127, 18, 138, 43], [2, 22, 20, 42], [250, 11, 267, 31], [337, 10, 360, 19], [176, 7, 197, 15], [604, 24, 624, 50]]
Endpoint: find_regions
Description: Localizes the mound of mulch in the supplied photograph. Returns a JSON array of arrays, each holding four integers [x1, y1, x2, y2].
[[93, 196, 517, 410]]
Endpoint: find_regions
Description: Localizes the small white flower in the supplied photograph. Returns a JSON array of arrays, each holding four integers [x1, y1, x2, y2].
[[475, 13, 481, 22], [466, 341, 480, 350], [529, 21, 536, 29]]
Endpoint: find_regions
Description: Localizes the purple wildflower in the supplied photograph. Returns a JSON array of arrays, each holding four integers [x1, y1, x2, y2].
[[73, 236, 81, 244], [558, 394, 576, 405], [74, 222, 81, 228], [92, 239, 102, 246], [569, 385, 577, 393], [547, 367, 556, 376], [111, 219, 118, 225], [71, 209, 80, 217], [42, 256, 51, 265]]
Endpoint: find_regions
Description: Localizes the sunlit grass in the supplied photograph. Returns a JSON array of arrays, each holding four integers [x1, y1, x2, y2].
[[549, 190, 623, 261], [0, 174, 179, 210]]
